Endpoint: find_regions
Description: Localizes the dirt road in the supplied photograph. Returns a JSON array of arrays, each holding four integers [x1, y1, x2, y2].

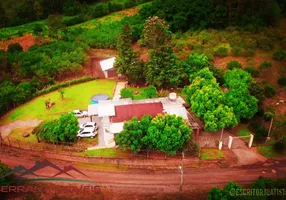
[[1, 153, 286, 200]]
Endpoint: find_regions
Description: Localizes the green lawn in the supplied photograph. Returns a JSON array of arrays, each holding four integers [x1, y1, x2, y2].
[[237, 126, 254, 142], [8, 127, 38, 144], [1, 79, 116, 124], [77, 148, 131, 158], [257, 145, 285, 158], [200, 149, 224, 160]]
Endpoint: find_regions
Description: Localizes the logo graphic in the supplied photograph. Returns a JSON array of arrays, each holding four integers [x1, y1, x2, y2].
[[0, 159, 96, 185]]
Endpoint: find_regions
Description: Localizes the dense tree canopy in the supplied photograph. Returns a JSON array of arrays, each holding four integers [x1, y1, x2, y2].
[[34, 113, 79, 143], [146, 46, 182, 88], [114, 25, 144, 84], [185, 68, 238, 132], [116, 114, 192, 155]]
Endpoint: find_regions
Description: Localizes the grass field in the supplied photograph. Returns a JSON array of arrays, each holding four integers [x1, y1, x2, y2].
[[257, 145, 285, 158], [200, 149, 224, 160], [0, 79, 116, 124], [76, 148, 131, 158], [8, 127, 38, 144]]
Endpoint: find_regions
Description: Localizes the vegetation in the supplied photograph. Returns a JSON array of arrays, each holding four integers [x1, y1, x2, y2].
[[208, 177, 286, 200], [116, 114, 191, 155], [143, 85, 157, 98], [260, 61, 272, 69], [0, 79, 116, 123], [185, 68, 237, 132], [226, 60, 242, 70], [0, 162, 13, 186], [273, 49, 286, 60], [34, 113, 79, 143], [120, 88, 134, 99], [114, 25, 144, 84], [264, 84, 277, 98], [200, 149, 224, 160]]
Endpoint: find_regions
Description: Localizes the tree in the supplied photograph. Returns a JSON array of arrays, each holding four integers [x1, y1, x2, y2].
[[208, 182, 243, 200], [114, 25, 144, 84], [34, 1, 43, 19], [248, 82, 264, 104], [142, 16, 171, 49], [35, 113, 79, 143], [182, 53, 211, 81], [0, 162, 13, 186], [115, 116, 152, 153], [46, 14, 65, 37], [58, 89, 65, 99], [0, 4, 8, 28], [120, 88, 133, 99], [226, 60, 242, 70], [116, 114, 191, 155], [224, 69, 253, 89], [146, 46, 182, 88], [143, 85, 157, 98], [143, 114, 191, 155]]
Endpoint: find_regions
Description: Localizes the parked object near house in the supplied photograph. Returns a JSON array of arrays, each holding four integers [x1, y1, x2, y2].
[[80, 122, 99, 130], [90, 94, 109, 104], [77, 127, 97, 138], [73, 110, 88, 118], [99, 57, 117, 78]]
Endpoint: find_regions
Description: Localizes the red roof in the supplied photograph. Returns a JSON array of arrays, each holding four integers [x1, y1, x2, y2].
[[110, 102, 164, 123]]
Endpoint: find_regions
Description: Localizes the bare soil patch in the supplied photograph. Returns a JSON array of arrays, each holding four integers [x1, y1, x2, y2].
[[0, 34, 49, 51]]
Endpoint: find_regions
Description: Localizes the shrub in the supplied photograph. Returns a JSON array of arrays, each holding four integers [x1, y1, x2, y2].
[[273, 49, 286, 60], [34, 77, 94, 97], [257, 37, 274, 51], [244, 48, 256, 57], [35, 113, 79, 143], [7, 43, 23, 53], [244, 66, 259, 77], [264, 84, 277, 98], [33, 24, 44, 35], [264, 112, 274, 121], [143, 86, 157, 98], [214, 46, 229, 57], [227, 60, 242, 70], [260, 61, 272, 69], [255, 127, 268, 138], [248, 82, 265, 103], [62, 15, 86, 26], [277, 76, 286, 86], [0, 162, 13, 186], [120, 88, 134, 99], [232, 46, 243, 56], [274, 141, 285, 153]]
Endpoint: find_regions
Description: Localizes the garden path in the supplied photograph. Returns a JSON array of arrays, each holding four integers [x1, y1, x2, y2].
[[0, 119, 42, 138]]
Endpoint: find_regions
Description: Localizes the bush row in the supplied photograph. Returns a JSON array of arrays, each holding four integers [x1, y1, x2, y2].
[[34, 76, 95, 97]]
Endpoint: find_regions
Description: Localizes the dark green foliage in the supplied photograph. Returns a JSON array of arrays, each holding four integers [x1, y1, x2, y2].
[[264, 84, 277, 98], [273, 49, 286, 60], [257, 37, 274, 51], [214, 46, 229, 57], [224, 69, 258, 120], [226, 60, 242, 70], [264, 112, 274, 121], [35, 113, 79, 143], [259, 61, 272, 69], [62, 15, 86, 26], [277, 76, 286, 86], [34, 77, 94, 97], [114, 25, 144, 84], [143, 86, 157, 98], [47, 14, 66, 36], [273, 137, 285, 153], [208, 182, 242, 200], [15, 40, 88, 79], [0, 162, 13, 186], [209, 66, 225, 86], [142, 16, 171, 49], [244, 66, 259, 78], [7, 43, 23, 53], [185, 68, 237, 132], [33, 24, 44, 35], [146, 46, 182, 88], [116, 114, 192, 155], [182, 53, 210, 80], [120, 88, 134, 99], [248, 82, 265, 103]]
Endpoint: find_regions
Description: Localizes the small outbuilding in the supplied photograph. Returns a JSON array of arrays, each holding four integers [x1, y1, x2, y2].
[[99, 57, 117, 78]]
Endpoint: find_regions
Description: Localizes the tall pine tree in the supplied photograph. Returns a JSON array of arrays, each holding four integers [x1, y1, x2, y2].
[[114, 25, 144, 84]]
